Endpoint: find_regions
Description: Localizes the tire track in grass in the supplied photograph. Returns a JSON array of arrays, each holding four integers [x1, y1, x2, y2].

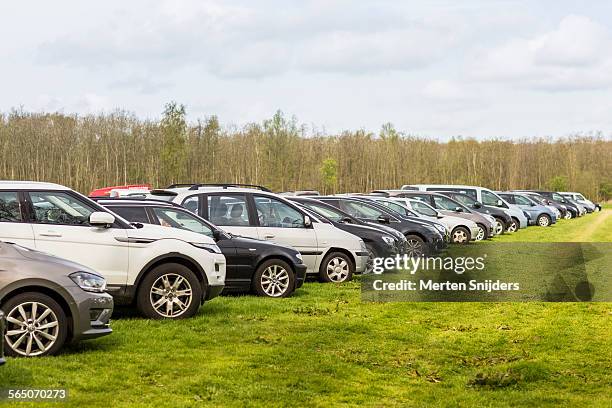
[[573, 209, 611, 242]]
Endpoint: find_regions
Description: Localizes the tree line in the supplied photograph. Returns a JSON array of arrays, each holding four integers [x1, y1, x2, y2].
[[1, 104, 611, 201]]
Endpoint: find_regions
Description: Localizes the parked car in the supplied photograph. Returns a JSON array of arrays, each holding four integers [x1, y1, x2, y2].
[[521, 190, 581, 219], [95, 198, 306, 298], [0, 241, 112, 357], [403, 185, 529, 231], [285, 196, 407, 271], [0, 182, 226, 320], [150, 184, 369, 283], [312, 195, 447, 256], [430, 191, 513, 235], [559, 192, 597, 213], [374, 196, 482, 242], [89, 184, 152, 198], [497, 192, 557, 226], [382, 191, 498, 237], [517, 191, 566, 219]]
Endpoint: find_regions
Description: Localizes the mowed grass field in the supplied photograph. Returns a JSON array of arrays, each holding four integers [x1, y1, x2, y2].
[[1, 208, 610, 407]]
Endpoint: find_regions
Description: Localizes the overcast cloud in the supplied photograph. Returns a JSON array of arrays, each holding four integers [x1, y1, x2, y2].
[[2, 0, 612, 139]]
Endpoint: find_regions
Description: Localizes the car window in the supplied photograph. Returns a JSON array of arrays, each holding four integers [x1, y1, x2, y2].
[[0, 191, 22, 222], [339, 200, 385, 220], [28, 191, 96, 225], [207, 195, 251, 226], [433, 195, 463, 211], [181, 195, 200, 215], [254, 196, 305, 228], [153, 207, 214, 237], [498, 194, 514, 204], [378, 200, 410, 217], [411, 201, 438, 217], [577, 194, 586, 200], [514, 195, 532, 206], [449, 193, 476, 208], [304, 203, 345, 222], [481, 190, 501, 206], [552, 193, 565, 202], [110, 206, 150, 224]]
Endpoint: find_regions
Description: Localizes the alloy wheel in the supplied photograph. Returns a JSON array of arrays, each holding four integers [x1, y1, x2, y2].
[[326, 257, 350, 282], [452, 229, 468, 244], [475, 226, 485, 241], [507, 221, 518, 232], [494, 220, 504, 235], [538, 215, 550, 227], [564, 211, 572, 219], [260, 265, 290, 297], [150, 273, 193, 318], [5, 302, 59, 357], [406, 239, 424, 257]]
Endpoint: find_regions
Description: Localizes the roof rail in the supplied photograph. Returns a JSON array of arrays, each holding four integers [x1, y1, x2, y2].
[[167, 183, 272, 192], [92, 196, 181, 206]]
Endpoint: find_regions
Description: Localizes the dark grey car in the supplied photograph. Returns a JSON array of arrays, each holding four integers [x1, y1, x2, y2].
[[0, 242, 113, 357]]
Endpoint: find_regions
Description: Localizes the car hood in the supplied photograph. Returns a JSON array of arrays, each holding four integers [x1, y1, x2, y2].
[[127, 223, 216, 244], [9, 243, 96, 273], [363, 222, 406, 241]]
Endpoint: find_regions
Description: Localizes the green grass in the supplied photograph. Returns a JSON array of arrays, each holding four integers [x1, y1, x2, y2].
[[1, 210, 611, 407]]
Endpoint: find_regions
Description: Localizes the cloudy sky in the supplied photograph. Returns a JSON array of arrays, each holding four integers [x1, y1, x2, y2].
[[2, 0, 612, 139]]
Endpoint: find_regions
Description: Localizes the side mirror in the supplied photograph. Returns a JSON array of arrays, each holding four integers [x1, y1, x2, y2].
[[530, 202, 536, 207], [454, 207, 464, 212], [213, 230, 224, 241], [377, 215, 390, 224], [497, 199, 504, 207], [89, 211, 115, 227], [474, 201, 482, 208], [436, 213, 444, 219], [304, 215, 312, 227], [340, 217, 353, 224]]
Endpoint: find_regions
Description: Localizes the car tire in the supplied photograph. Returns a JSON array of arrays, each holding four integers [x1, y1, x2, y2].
[[3, 292, 68, 357], [405, 234, 426, 257], [252, 259, 295, 298], [137, 263, 202, 319], [507, 218, 519, 232], [319, 252, 354, 283], [475, 223, 487, 241], [451, 226, 471, 244], [365, 243, 378, 274], [564, 211, 572, 219], [536, 213, 551, 227], [493, 218, 505, 235]]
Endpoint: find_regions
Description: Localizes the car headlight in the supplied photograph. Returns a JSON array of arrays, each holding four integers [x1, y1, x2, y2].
[[295, 252, 303, 262], [70, 271, 106, 293], [381, 235, 395, 246], [359, 239, 367, 251], [190, 242, 222, 254]]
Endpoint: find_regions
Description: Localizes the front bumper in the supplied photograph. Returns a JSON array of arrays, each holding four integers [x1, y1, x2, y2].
[[69, 288, 114, 342], [294, 264, 307, 289], [468, 225, 480, 240], [204, 283, 225, 301]]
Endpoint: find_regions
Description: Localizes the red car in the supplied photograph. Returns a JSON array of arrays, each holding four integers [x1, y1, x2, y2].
[[89, 184, 151, 197]]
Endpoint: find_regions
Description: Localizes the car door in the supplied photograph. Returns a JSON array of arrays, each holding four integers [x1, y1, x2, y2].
[[200, 193, 260, 239], [26, 190, 129, 286], [252, 194, 319, 272], [0, 191, 35, 248]]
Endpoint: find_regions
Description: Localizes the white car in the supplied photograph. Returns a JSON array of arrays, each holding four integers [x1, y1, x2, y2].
[[372, 196, 480, 242], [559, 192, 597, 212], [150, 184, 369, 283], [0, 181, 226, 319]]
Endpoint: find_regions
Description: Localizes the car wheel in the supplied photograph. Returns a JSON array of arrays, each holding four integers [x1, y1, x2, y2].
[[564, 211, 572, 219], [137, 263, 202, 319], [475, 224, 486, 241], [537, 214, 551, 227], [494, 219, 504, 235], [3, 292, 68, 357], [253, 259, 295, 298], [405, 235, 426, 257], [507, 219, 519, 232], [365, 243, 378, 274], [451, 226, 471, 244], [319, 252, 354, 283]]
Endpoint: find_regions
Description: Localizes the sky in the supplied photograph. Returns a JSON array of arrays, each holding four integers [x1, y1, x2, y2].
[[2, 0, 612, 140]]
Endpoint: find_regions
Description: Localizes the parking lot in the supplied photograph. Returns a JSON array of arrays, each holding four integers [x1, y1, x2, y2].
[[1, 208, 610, 407]]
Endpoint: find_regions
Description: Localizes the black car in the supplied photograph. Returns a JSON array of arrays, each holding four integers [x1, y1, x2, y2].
[[315, 196, 446, 256], [95, 198, 307, 298], [434, 191, 512, 231], [286, 197, 406, 271]]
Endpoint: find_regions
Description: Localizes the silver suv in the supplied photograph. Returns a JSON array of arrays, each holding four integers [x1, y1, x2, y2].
[[0, 241, 113, 357]]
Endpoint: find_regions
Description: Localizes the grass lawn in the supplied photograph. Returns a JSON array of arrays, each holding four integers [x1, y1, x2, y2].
[[1, 210, 610, 407]]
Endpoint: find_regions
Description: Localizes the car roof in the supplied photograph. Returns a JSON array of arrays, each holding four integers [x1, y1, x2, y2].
[[0, 181, 67, 190]]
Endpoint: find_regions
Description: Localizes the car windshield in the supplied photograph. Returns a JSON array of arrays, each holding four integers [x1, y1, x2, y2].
[[410, 200, 438, 217], [514, 195, 534, 206], [153, 207, 216, 238], [301, 202, 346, 222], [449, 193, 478, 208], [375, 200, 411, 217], [577, 194, 586, 200]]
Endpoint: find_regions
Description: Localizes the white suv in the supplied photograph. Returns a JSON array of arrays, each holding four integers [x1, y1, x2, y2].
[[151, 184, 369, 283], [0, 181, 226, 319]]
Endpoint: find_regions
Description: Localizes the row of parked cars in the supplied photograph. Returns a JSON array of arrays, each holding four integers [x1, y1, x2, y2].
[[0, 181, 600, 359]]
